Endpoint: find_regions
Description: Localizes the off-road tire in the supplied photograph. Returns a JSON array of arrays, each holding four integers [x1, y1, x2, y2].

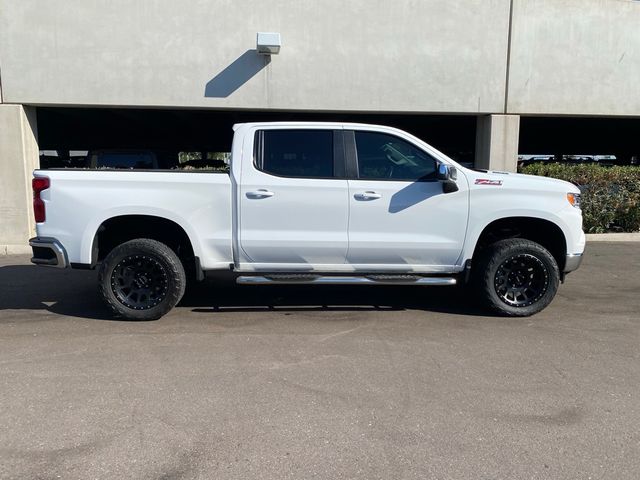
[[98, 238, 186, 320], [473, 238, 560, 317]]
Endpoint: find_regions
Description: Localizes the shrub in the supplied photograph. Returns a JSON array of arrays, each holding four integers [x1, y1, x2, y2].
[[519, 163, 640, 233]]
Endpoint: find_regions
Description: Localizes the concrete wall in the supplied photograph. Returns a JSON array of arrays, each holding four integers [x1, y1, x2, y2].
[[475, 115, 521, 171], [508, 0, 640, 116], [2, 1, 639, 116], [0, 105, 39, 253], [0, 0, 511, 113]]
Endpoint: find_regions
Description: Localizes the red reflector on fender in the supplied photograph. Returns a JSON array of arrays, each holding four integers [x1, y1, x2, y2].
[[33, 177, 50, 193]]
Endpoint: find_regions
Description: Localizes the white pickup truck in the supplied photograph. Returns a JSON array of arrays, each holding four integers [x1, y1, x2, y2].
[[29, 122, 585, 319]]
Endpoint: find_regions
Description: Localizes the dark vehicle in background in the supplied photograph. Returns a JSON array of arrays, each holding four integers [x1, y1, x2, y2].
[[517, 154, 623, 170], [39, 149, 229, 171], [86, 150, 159, 169]]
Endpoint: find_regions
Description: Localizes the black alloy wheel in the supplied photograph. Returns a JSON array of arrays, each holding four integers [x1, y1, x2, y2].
[[493, 253, 549, 308], [98, 238, 186, 320], [111, 254, 169, 310], [473, 238, 560, 317]]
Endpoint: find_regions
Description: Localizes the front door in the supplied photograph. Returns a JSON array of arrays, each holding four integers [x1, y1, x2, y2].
[[239, 128, 349, 269], [346, 130, 469, 270]]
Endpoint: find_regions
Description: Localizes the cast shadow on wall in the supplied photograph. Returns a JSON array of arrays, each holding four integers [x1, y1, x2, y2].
[[204, 50, 271, 98]]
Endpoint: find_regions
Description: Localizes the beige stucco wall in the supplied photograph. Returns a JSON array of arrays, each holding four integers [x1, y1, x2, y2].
[[475, 115, 521, 171], [0, 0, 511, 113], [508, 0, 640, 116], [2, 1, 638, 116], [0, 105, 39, 253]]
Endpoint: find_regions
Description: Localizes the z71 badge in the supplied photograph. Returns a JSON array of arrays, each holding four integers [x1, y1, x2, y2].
[[475, 179, 503, 186]]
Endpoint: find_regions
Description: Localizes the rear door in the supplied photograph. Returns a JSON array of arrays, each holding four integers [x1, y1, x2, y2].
[[238, 128, 349, 269], [346, 129, 469, 270]]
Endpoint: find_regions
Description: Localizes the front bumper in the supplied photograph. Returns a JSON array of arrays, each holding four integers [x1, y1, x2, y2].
[[29, 237, 69, 268], [564, 253, 583, 273]]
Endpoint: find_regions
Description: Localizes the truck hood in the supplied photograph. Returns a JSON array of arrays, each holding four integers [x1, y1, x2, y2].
[[469, 169, 580, 193]]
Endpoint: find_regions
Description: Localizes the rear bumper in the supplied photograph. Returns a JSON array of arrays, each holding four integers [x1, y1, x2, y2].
[[564, 253, 583, 273], [29, 237, 69, 268]]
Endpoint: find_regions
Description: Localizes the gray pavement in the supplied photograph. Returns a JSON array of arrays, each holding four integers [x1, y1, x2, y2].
[[0, 242, 639, 480]]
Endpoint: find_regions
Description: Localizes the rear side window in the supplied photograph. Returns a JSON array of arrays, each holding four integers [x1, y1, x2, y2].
[[354, 131, 437, 181], [256, 130, 334, 178]]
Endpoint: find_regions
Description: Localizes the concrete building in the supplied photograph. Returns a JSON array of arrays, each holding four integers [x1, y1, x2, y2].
[[1, 0, 639, 252]]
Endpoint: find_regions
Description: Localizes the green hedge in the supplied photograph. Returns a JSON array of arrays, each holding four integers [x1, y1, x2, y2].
[[519, 163, 640, 233]]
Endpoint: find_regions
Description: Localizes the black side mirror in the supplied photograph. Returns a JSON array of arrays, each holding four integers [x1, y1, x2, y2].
[[437, 163, 459, 193]]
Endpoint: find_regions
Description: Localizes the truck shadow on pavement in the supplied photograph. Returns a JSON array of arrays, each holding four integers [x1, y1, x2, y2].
[[0, 263, 487, 321]]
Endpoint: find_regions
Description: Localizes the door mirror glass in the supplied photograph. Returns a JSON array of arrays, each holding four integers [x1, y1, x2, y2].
[[436, 163, 457, 181], [436, 163, 459, 193]]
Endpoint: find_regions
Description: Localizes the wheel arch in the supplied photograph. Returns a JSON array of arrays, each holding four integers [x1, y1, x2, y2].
[[90, 214, 198, 274], [469, 216, 568, 272]]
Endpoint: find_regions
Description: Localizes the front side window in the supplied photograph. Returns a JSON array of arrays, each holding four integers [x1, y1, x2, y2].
[[354, 131, 437, 181], [257, 130, 334, 178]]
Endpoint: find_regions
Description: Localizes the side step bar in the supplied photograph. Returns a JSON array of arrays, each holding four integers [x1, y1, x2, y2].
[[236, 275, 457, 286]]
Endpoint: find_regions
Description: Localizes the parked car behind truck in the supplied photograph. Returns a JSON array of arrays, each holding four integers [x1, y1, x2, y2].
[[29, 122, 585, 319]]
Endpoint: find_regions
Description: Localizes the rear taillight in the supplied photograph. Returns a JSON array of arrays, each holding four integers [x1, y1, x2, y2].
[[33, 177, 50, 223]]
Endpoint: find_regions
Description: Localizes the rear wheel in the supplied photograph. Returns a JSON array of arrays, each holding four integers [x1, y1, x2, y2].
[[474, 239, 560, 317], [98, 238, 186, 320]]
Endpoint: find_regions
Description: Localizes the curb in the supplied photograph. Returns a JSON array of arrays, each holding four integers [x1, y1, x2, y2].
[[586, 233, 640, 242]]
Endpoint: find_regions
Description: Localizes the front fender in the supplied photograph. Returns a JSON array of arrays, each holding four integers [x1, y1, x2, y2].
[[460, 205, 584, 266]]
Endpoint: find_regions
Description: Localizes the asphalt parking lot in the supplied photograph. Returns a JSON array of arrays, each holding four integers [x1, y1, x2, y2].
[[1, 242, 639, 480]]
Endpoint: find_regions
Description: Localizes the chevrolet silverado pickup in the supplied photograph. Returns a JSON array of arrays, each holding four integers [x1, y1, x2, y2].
[[29, 122, 585, 320]]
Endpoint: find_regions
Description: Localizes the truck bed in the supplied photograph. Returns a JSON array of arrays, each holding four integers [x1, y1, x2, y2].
[[33, 170, 233, 269]]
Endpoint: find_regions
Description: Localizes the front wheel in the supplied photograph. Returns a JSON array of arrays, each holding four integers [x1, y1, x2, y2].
[[474, 239, 560, 317], [98, 239, 186, 320]]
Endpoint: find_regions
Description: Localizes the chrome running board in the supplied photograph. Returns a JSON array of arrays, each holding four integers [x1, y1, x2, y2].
[[236, 275, 457, 286]]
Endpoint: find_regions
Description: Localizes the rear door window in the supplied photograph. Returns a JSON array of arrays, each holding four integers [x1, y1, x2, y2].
[[256, 130, 334, 178]]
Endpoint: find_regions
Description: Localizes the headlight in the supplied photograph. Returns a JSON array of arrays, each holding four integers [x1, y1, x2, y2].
[[567, 192, 581, 209]]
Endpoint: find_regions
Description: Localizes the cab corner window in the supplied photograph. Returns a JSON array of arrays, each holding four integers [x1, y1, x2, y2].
[[354, 131, 437, 181], [257, 130, 334, 178]]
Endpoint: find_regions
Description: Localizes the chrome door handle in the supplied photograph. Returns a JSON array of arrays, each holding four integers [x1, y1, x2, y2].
[[246, 189, 275, 199], [354, 191, 382, 200]]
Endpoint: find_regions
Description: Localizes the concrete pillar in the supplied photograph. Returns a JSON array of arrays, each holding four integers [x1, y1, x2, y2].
[[0, 104, 39, 254], [475, 114, 520, 172]]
